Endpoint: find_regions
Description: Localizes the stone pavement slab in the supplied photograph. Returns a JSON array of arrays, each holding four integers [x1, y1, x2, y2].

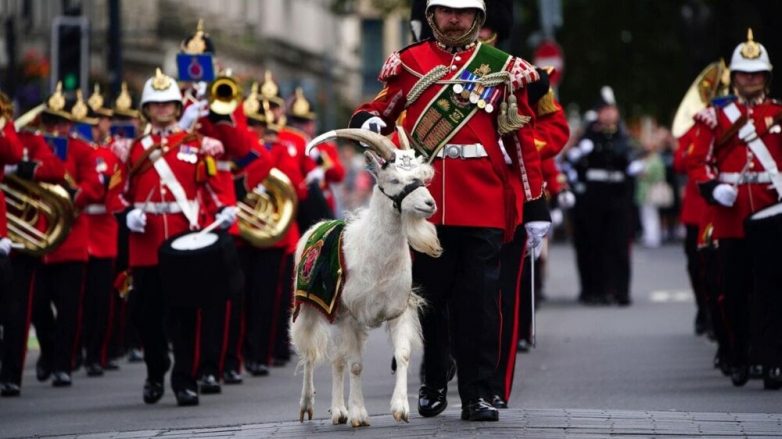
[[37, 408, 782, 438]]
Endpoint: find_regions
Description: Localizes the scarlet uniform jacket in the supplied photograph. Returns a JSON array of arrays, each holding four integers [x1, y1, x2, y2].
[[0, 122, 24, 237], [278, 127, 316, 201], [351, 40, 546, 236], [124, 130, 228, 267], [88, 140, 127, 259], [689, 97, 782, 239], [674, 126, 709, 227], [309, 141, 346, 212]]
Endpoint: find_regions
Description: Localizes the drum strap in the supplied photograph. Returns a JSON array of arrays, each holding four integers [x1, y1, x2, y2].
[[140, 136, 199, 228], [721, 103, 782, 198]]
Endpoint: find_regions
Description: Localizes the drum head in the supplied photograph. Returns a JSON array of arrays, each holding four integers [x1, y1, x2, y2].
[[171, 232, 218, 251]]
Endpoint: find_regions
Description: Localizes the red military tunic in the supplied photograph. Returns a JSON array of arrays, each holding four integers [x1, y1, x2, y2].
[[352, 41, 545, 236], [44, 134, 105, 264], [309, 141, 346, 212], [689, 97, 782, 239], [0, 122, 24, 237], [16, 131, 67, 182], [86, 141, 127, 259], [278, 127, 315, 201], [674, 126, 708, 228], [124, 128, 227, 267]]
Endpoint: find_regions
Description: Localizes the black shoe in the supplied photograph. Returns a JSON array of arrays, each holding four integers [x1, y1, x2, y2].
[[36, 359, 51, 382], [86, 363, 104, 377], [763, 367, 782, 390], [1, 382, 21, 397], [104, 361, 120, 371], [417, 386, 447, 417], [446, 357, 457, 382], [143, 380, 164, 404], [175, 389, 199, 406], [730, 365, 749, 387], [517, 339, 531, 353], [127, 349, 143, 363], [198, 374, 221, 394], [271, 357, 288, 367], [749, 364, 764, 379], [460, 398, 499, 421], [223, 370, 243, 384], [51, 371, 72, 387], [615, 296, 632, 306], [694, 310, 708, 336], [490, 394, 508, 409], [247, 362, 269, 377]]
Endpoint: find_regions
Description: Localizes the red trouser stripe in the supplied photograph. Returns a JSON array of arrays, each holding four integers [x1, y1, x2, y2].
[[503, 246, 526, 402]]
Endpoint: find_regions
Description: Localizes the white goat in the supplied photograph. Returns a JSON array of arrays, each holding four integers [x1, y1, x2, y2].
[[290, 128, 442, 427]]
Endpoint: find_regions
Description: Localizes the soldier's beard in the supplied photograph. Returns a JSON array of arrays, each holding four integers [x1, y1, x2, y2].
[[734, 83, 766, 101], [427, 13, 483, 48]]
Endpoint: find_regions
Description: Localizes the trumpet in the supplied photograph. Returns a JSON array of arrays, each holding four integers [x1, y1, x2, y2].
[[1, 174, 74, 256], [237, 168, 298, 248], [208, 75, 242, 115]]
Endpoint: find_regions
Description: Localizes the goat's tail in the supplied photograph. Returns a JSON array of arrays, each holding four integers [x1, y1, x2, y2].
[[290, 305, 330, 374]]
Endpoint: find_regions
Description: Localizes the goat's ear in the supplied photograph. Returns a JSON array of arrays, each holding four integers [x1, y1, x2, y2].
[[418, 164, 435, 184], [364, 150, 382, 176]]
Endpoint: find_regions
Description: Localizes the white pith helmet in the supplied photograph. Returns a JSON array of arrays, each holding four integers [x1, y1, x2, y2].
[[729, 28, 773, 73], [426, 0, 486, 14], [140, 68, 183, 107]]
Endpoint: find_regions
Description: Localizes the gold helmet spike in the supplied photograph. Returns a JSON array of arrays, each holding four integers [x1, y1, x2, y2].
[[260, 71, 279, 100], [151, 68, 172, 91], [289, 87, 316, 120], [183, 18, 208, 54], [88, 84, 103, 111], [48, 82, 66, 112], [71, 89, 98, 125], [740, 28, 761, 59], [113, 81, 139, 118], [243, 82, 261, 116]]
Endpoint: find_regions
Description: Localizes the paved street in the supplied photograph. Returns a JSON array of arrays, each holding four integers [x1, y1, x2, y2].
[[1, 243, 780, 438]]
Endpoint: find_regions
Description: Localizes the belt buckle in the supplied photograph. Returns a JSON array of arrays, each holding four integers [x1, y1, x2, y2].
[[746, 173, 759, 184], [445, 145, 461, 159]]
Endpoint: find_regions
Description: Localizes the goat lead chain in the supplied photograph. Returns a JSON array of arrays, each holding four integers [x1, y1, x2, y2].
[[379, 179, 425, 213]]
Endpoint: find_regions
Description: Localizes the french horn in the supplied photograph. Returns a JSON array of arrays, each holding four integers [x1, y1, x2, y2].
[[237, 168, 298, 247], [672, 59, 730, 138]]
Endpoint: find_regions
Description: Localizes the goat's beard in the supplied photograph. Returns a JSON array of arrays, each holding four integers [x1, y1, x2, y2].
[[403, 216, 442, 258]]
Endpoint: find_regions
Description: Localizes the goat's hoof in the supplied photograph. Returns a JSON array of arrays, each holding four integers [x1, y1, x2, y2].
[[351, 418, 370, 428], [298, 408, 313, 422], [331, 407, 348, 425], [392, 411, 410, 423]]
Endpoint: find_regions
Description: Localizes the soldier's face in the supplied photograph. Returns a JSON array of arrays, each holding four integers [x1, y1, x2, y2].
[[733, 71, 768, 97], [433, 7, 477, 38], [146, 102, 179, 125]]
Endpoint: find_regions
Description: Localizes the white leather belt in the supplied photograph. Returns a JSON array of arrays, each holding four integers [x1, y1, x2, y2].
[[216, 160, 232, 172], [435, 143, 488, 159], [134, 200, 197, 214], [718, 172, 772, 184], [83, 204, 107, 215], [586, 169, 625, 182]]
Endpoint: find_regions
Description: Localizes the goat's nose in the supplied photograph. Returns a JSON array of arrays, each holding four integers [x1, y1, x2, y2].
[[425, 200, 435, 208]]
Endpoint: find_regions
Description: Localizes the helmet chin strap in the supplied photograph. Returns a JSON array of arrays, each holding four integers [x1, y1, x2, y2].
[[427, 11, 483, 48]]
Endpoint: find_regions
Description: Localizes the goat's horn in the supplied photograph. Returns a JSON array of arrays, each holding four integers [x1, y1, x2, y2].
[[306, 128, 396, 161], [396, 126, 411, 150]]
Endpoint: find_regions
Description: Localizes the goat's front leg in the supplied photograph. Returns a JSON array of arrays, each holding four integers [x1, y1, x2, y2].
[[330, 355, 349, 424], [387, 304, 422, 423], [342, 320, 370, 427], [299, 358, 315, 422]]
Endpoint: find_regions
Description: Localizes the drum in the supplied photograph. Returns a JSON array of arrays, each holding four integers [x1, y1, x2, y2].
[[158, 230, 243, 307]]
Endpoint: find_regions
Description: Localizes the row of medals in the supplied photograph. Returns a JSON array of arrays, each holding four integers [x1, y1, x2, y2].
[[452, 70, 500, 114]]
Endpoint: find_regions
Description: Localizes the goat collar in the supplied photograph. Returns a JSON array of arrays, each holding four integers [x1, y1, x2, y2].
[[379, 179, 424, 213]]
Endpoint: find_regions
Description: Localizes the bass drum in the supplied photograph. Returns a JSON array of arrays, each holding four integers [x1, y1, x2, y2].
[[158, 230, 244, 308]]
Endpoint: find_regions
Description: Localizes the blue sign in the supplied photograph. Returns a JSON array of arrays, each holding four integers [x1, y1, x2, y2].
[[44, 135, 69, 161], [176, 53, 216, 82]]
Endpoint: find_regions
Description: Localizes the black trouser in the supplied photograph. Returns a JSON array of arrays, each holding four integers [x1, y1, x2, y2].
[[570, 197, 593, 300], [223, 245, 257, 374], [745, 212, 782, 369], [33, 262, 86, 373], [131, 267, 199, 391], [0, 254, 39, 385], [701, 245, 729, 359], [199, 300, 228, 378], [684, 225, 708, 322], [491, 226, 526, 402], [415, 226, 503, 404], [273, 253, 295, 362], [581, 184, 632, 301], [83, 257, 116, 366], [243, 247, 284, 367], [718, 239, 753, 368]]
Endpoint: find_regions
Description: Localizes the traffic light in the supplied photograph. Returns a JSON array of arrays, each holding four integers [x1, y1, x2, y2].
[[50, 16, 89, 95]]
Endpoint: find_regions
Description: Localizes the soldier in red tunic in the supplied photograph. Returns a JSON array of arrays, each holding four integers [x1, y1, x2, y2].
[[123, 68, 234, 406], [688, 30, 782, 389], [351, 0, 547, 421]]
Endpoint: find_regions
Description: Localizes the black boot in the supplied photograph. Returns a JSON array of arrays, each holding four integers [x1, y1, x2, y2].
[[175, 388, 199, 406], [460, 398, 499, 421], [143, 380, 164, 404], [198, 374, 221, 394], [730, 365, 749, 387], [417, 385, 447, 417], [51, 371, 72, 387]]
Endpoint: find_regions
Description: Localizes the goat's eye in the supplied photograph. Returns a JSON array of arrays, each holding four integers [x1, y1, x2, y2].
[[390, 178, 401, 185]]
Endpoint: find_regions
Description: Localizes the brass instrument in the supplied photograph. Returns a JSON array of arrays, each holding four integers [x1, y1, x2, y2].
[[672, 59, 730, 138], [1, 174, 74, 256], [237, 168, 298, 247], [208, 74, 242, 115]]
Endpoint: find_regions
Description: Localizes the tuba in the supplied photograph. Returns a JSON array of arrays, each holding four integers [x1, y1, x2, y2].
[[672, 59, 730, 138], [237, 168, 298, 247], [1, 174, 74, 256]]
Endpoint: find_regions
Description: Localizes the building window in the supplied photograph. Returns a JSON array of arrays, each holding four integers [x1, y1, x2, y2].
[[361, 18, 383, 97]]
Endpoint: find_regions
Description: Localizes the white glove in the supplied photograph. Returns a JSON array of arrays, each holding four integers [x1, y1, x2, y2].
[[194, 81, 208, 99], [201, 136, 224, 156], [713, 183, 738, 207], [305, 167, 325, 185], [126, 208, 147, 233], [694, 107, 718, 129], [216, 206, 238, 229], [557, 190, 576, 209], [360, 116, 387, 135], [0, 237, 12, 256], [550, 208, 563, 227], [626, 159, 646, 176], [738, 119, 757, 143], [110, 138, 132, 163], [178, 100, 209, 130], [4, 164, 18, 175], [566, 138, 594, 161], [525, 220, 551, 260]]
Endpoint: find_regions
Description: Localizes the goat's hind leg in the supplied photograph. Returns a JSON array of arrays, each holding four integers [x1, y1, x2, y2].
[[330, 353, 349, 424], [387, 304, 422, 423], [290, 306, 327, 422], [342, 318, 370, 427]]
